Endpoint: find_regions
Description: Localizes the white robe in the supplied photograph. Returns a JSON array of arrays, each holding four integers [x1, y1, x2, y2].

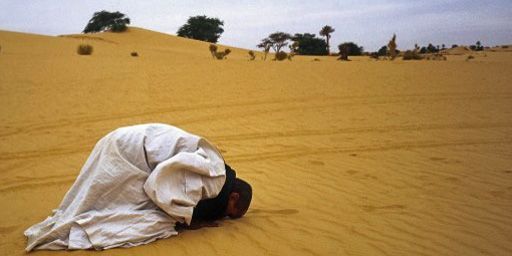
[[24, 123, 226, 251]]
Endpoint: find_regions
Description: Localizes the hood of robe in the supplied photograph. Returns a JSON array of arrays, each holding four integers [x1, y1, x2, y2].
[[192, 164, 236, 221]]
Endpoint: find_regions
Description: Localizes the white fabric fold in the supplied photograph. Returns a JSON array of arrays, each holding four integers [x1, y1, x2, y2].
[[24, 123, 226, 251]]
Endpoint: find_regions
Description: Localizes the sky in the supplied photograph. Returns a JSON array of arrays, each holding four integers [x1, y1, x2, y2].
[[1, 0, 511, 52]]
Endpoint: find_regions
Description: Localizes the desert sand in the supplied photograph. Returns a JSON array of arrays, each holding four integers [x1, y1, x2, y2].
[[1, 27, 511, 255]]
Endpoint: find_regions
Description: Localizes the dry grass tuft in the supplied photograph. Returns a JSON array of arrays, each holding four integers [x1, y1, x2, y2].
[[77, 44, 93, 55], [248, 50, 256, 60]]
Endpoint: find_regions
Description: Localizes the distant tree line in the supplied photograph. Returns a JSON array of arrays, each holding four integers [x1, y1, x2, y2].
[[80, 11, 489, 60]]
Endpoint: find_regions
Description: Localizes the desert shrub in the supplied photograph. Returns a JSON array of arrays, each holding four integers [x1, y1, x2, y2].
[[214, 48, 231, 60], [502, 45, 509, 49], [402, 50, 423, 60], [77, 44, 93, 55], [466, 55, 475, 61], [274, 51, 288, 61], [248, 50, 256, 60], [131, 51, 138, 57], [452, 44, 458, 48], [337, 43, 350, 61], [313, 58, 320, 61], [369, 52, 379, 60], [209, 44, 218, 58]]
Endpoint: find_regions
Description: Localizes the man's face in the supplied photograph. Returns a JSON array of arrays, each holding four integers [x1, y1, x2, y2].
[[225, 192, 247, 219]]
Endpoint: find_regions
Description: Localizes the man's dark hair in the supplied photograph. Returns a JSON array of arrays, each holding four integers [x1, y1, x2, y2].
[[233, 178, 252, 212]]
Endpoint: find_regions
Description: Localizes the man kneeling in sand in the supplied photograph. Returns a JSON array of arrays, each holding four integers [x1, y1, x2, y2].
[[24, 123, 252, 251]]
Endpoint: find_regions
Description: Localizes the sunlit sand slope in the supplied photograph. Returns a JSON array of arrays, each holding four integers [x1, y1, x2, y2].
[[1, 27, 511, 255]]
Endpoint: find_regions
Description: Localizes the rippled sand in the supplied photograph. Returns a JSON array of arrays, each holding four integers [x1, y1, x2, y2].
[[1, 27, 511, 255]]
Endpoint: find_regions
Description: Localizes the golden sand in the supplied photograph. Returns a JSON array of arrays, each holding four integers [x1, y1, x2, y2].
[[1, 27, 511, 255]]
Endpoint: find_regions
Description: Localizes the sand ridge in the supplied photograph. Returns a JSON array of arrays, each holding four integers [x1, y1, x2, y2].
[[1, 27, 512, 255]]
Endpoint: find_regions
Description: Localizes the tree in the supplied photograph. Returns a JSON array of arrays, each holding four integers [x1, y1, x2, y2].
[[319, 25, 335, 54], [257, 38, 272, 60], [337, 42, 364, 56], [291, 33, 328, 55], [177, 15, 224, 43], [258, 32, 291, 60], [267, 32, 291, 53], [427, 43, 438, 53], [377, 46, 388, 56], [476, 41, 483, 51], [387, 34, 397, 60], [82, 11, 130, 33], [338, 44, 350, 61]]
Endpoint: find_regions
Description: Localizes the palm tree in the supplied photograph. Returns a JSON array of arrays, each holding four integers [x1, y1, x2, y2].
[[319, 25, 335, 55]]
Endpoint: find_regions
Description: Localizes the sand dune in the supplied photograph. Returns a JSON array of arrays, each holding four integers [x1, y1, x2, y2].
[[1, 27, 512, 255]]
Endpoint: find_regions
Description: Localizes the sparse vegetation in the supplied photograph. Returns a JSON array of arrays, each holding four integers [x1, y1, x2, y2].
[[502, 45, 509, 49], [387, 34, 397, 60], [131, 51, 138, 57], [258, 32, 291, 61], [209, 45, 231, 60], [177, 15, 224, 43], [466, 55, 475, 61], [319, 25, 335, 55], [470, 41, 484, 51], [425, 53, 447, 61], [83, 11, 130, 33], [216, 49, 231, 59], [369, 52, 379, 60], [77, 44, 93, 55], [402, 50, 423, 60], [248, 50, 256, 60], [209, 44, 218, 59]]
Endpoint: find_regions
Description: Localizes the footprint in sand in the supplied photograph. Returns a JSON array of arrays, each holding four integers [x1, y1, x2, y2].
[[361, 204, 406, 213], [309, 160, 325, 166]]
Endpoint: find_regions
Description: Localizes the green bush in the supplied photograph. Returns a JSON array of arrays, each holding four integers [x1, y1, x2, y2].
[[77, 44, 93, 55]]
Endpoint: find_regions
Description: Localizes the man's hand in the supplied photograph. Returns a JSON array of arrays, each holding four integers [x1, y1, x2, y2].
[[176, 220, 220, 231]]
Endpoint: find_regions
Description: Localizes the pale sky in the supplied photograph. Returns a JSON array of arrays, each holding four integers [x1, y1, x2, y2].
[[1, 0, 511, 51]]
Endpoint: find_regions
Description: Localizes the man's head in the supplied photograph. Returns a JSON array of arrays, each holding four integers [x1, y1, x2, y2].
[[225, 178, 252, 219]]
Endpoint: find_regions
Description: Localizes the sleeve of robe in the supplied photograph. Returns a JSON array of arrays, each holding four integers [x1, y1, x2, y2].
[[143, 138, 226, 225]]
